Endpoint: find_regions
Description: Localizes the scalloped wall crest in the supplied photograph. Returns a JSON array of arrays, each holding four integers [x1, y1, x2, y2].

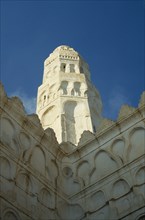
[[78, 130, 95, 146], [117, 105, 136, 121]]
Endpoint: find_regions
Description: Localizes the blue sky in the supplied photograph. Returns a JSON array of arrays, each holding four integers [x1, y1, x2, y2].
[[1, 0, 144, 120]]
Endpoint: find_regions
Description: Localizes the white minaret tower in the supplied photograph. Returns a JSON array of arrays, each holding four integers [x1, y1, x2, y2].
[[36, 45, 102, 145]]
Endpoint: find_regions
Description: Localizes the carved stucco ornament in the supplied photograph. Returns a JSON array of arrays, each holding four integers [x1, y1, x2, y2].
[[78, 130, 95, 146]]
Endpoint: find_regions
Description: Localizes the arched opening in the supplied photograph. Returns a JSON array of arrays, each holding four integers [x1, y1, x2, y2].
[[70, 64, 75, 73], [60, 81, 68, 95], [61, 63, 66, 72], [74, 82, 81, 96]]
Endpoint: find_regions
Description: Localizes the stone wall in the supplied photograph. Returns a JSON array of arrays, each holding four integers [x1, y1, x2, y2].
[[0, 82, 145, 220]]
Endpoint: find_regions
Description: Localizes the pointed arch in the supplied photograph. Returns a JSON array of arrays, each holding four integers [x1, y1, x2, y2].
[[16, 171, 32, 192], [30, 146, 46, 175], [0, 156, 11, 179], [128, 127, 145, 162], [112, 179, 130, 199], [94, 150, 118, 178]]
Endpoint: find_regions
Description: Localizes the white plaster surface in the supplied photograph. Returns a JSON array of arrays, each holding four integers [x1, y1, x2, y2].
[[0, 47, 145, 220], [36, 46, 102, 145]]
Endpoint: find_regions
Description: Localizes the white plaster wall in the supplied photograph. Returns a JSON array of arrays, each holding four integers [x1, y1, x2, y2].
[[0, 83, 145, 220]]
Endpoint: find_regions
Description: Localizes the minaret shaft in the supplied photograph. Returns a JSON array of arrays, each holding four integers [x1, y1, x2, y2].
[[36, 46, 102, 145]]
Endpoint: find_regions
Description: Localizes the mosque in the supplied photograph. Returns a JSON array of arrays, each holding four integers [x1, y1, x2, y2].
[[0, 45, 145, 220]]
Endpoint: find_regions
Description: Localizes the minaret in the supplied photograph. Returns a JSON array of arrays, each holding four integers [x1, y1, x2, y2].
[[36, 45, 102, 145]]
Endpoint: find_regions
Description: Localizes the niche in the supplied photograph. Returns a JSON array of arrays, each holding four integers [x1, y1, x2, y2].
[[74, 82, 81, 96], [0, 157, 11, 179], [90, 190, 106, 210], [30, 146, 45, 175], [63, 101, 77, 144], [135, 167, 145, 185], [61, 63, 66, 72], [112, 139, 125, 160], [70, 64, 75, 73], [129, 128, 145, 162], [91, 151, 118, 181], [60, 81, 68, 95], [112, 179, 130, 199]]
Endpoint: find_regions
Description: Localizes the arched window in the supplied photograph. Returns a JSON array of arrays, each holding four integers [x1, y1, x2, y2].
[[74, 82, 81, 96], [60, 81, 68, 95], [70, 64, 75, 73], [61, 63, 66, 72]]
